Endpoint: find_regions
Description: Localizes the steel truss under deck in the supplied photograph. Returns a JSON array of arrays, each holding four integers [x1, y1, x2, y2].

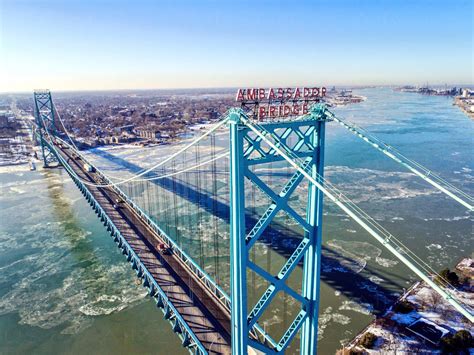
[[228, 106, 331, 354]]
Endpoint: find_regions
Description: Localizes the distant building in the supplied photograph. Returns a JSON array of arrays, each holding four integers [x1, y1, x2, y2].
[[135, 128, 162, 140], [121, 131, 136, 141], [406, 318, 449, 345], [461, 88, 472, 98], [113, 124, 135, 134], [0, 114, 8, 129], [97, 136, 120, 145], [207, 110, 219, 120]]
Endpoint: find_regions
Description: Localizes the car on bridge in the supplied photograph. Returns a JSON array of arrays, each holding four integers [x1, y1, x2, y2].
[[157, 242, 172, 255], [83, 163, 95, 173], [113, 198, 124, 209]]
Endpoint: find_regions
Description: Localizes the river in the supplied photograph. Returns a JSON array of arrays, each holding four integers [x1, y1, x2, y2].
[[0, 88, 472, 354]]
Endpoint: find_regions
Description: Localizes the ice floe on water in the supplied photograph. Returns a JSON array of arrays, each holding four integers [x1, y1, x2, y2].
[[0, 164, 31, 174], [261, 314, 282, 327], [0, 258, 148, 334], [0, 177, 149, 335], [317, 307, 352, 340], [375, 256, 398, 268], [79, 292, 143, 316], [422, 215, 471, 222], [60, 315, 94, 335], [9, 186, 27, 194], [325, 239, 382, 274], [332, 313, 351, 325], [369, 275, 384, 285], [339, 300, 374, 315], [324, 165, 440, 205], [426, 243, 443, 251]]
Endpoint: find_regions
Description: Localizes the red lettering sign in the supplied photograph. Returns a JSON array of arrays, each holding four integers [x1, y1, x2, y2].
[[236, 89, 244, 101], [277, 88, 284, 99], [247, 89, 257, 101], [294, 88, 301, 99], [236, 87, 326, 102], [237, 87, 326, 120], [269, 105, 276, 116], [268, 88, 276, 100]]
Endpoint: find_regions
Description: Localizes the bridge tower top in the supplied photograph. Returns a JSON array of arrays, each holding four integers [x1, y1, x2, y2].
[[34, 90, 57, 136]]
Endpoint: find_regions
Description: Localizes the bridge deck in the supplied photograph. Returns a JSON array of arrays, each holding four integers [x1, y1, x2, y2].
[[56, 144, 231, 354]]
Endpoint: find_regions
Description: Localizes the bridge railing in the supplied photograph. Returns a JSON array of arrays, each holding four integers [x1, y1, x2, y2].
[[54, 136, 277, 349]]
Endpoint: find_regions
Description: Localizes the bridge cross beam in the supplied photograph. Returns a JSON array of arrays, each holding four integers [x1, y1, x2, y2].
[[244, 121, 316, 163], [244, 161, 311, 250], [228, 106, 330, 355]]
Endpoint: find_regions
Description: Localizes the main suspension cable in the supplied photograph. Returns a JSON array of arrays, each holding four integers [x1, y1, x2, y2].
[[248, 119, 465, 292], [326, 110, 473, 211], [43, 111, 229, 188], [54, 101, 231, 183], [98, 151, 229, 182]]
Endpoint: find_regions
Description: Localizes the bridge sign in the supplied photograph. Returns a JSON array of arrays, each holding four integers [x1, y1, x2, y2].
[[236, 87, 326, 120]]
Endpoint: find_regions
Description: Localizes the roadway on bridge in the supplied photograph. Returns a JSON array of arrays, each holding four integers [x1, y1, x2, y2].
[[56, 143, 232, 354]]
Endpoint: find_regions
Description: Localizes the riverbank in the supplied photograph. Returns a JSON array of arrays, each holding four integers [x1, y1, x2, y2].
[[0, 115, 34, 166], [454, 96, 474, 120], [338, 257, 474, 354]]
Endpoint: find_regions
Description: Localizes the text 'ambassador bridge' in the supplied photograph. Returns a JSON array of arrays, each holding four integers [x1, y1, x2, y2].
[[33, 89, 473, 355]]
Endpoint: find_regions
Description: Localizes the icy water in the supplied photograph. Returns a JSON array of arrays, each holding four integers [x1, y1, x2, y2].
[[0, 88, 472, 354]]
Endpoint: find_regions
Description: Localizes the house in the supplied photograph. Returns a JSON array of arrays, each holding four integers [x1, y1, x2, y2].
[[406, 318, 450, 345], [135, 128, 162, 140]]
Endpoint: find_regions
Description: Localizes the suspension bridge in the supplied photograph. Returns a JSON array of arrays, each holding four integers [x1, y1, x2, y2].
[[33, 90, 473, 355]]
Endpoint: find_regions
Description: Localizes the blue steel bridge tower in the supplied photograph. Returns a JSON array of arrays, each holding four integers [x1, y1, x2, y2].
[[228, 105, 331, 355], [33, 90, 59, 167]]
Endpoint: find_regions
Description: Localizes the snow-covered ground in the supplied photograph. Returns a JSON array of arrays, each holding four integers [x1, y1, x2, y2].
[[341, 258, 473, 354], [0, 117, 33, 166]]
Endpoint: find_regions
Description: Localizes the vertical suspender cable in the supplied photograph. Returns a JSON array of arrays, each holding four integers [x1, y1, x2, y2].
[[172, 160, 180, 244], [211, 134, 220, 283]]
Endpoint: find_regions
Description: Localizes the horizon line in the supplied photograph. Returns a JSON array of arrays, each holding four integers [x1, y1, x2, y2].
[[2, 83, 474, 95]]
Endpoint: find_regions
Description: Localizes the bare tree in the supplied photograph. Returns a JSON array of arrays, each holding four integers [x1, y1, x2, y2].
[[428, 291, 443, 311]]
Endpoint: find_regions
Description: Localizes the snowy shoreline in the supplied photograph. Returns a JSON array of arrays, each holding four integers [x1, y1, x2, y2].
[[340, 257, 474, 354]]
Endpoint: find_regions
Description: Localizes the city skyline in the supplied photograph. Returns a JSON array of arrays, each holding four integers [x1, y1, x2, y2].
[[1, 0, 473, 92]]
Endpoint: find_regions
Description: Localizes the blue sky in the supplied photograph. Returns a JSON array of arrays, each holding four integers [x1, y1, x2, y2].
[[0, 0, 472, 91]]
